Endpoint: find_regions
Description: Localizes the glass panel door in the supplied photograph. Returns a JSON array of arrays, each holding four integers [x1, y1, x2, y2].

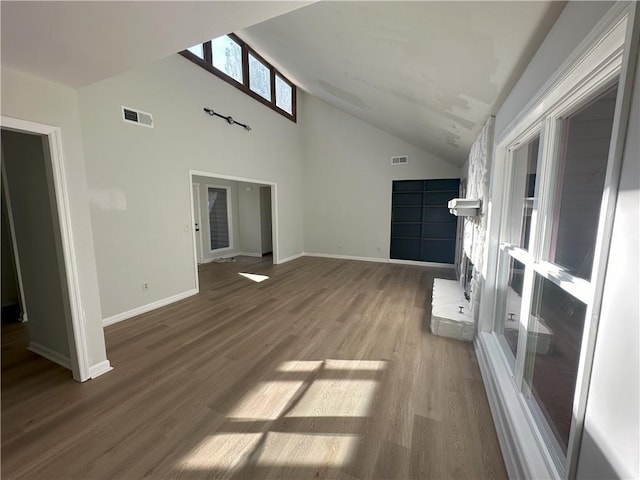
[[208, 187, 230, 251]]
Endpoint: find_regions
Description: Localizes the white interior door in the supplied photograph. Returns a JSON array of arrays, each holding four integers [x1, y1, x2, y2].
[[192, 184, 203, 264]]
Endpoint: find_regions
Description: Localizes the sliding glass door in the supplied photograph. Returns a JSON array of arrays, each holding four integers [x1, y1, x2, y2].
[[208, 186, 232, 252]]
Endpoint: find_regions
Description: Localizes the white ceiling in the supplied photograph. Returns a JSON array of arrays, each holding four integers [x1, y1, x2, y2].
[[1, 1, 564, 166], [240, 1, 566, 165], [0, 1, 308, 88]]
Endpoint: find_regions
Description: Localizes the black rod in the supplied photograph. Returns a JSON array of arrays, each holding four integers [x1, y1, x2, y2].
[[203, 108, 251, 131]]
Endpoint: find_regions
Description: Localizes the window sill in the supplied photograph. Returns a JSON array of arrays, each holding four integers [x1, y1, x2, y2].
[[474, 331, 561, 480]]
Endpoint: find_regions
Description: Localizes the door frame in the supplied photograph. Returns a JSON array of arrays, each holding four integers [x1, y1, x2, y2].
[[188, 170, 279, 293], [1, 116, 91, 382], [191, 183, 203, 263]]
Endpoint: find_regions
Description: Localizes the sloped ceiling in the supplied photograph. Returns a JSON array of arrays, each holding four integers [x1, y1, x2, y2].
[[240, 1, 565, 165], [0, 1, 309, 88], [1, 1, 564, 166]]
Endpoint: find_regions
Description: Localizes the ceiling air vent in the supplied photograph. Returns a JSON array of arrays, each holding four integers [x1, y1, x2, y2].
[[391, 155, 408, 165], [122, 106, 153, 128]]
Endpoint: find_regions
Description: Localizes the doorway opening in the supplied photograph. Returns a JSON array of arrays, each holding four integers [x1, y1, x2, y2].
[[1, 129, 75, 378], [0, 118, 92, 382], [189, 170, 278, 292], [1, 186, 23, 324]]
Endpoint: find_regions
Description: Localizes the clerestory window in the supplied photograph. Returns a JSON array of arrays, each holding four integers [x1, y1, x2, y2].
[[181, 34, 296, 122]]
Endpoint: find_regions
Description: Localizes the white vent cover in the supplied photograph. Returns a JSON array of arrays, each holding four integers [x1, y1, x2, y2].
[[391, 155, 408, 165], [122, 106, 153, 128]]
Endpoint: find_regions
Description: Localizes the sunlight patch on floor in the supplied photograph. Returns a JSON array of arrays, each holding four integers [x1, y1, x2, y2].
[[285, 378, 379, 418], [324, 359, 388, 371], [227, 378, 309, 420], [239, 272, 269, 283], [254, 432, 360, 467], [275, 360, 323, 372], [179, 432, 262, 470], [179, 359, 387, 473]]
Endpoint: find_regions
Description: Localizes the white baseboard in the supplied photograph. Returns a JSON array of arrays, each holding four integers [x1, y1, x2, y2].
[[89, 360, 113, 379], [102, 288, 198, 327], [203, 251, 455, 268], [277, 252, 305, 264], [389, 259, 455, 269], [200, 252, 240, 264], [294, 253, 453, 267], [28, 342, 71, 369], [304, 252, 388, 263]]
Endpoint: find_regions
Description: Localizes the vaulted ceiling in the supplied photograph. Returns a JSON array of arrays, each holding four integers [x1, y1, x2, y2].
[[0, 1, 309, 88], [1, 1, 564, 166], [240, 1, 565, 165]]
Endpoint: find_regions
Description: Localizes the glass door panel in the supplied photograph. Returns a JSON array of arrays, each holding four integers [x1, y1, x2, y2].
[[208, 187, 230, 251]]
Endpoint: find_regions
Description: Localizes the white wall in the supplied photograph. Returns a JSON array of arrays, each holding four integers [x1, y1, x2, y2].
[[192, 176, 241, 261], [1, 67, 108, 370], [495, 1, 614, 137], [78, 54, 304, 319], [260, 186, 273, 254], [300, 94, 460, 260], [77, 53, 462, 320], [1, 192, 19, 307], [576, 45, 639, 480], [237, 183, 262, 255], [2, 130, 70, 361]]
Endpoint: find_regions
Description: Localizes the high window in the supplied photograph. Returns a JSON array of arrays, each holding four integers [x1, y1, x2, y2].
[[181, 34, 296, 122], [211, 35, 243, 83]]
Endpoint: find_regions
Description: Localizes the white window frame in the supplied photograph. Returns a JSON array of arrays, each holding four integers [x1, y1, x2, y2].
[[476, 4, 639, 479], [206, 184, 233, 254]]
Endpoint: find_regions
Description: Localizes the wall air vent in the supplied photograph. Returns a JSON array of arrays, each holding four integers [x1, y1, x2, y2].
[[391, 155, 408, 165], [122, 106, 153, 128]]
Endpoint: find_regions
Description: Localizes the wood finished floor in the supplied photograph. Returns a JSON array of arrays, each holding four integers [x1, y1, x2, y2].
[[1, 256, 506, 479]]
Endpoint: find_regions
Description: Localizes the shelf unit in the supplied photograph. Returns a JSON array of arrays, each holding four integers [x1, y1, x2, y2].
[[390, 179, 460, 263]]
